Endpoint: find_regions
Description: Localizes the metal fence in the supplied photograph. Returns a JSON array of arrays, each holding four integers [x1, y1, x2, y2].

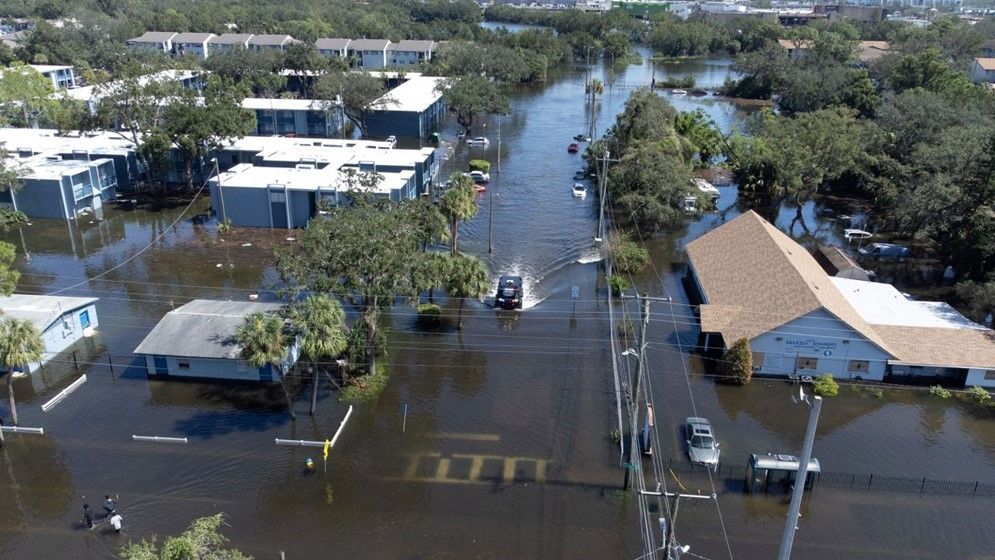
[[659, 457, 995, 498]]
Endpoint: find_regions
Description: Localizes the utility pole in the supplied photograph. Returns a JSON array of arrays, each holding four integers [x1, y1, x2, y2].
[[595, 149, 613, 242], [488, 186, 493, 254], [623, 295, 650, 490], [778, 395, 823, 560]]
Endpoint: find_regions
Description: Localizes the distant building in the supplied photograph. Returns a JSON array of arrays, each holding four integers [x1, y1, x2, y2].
[[856, 40, 891, 63], [686, 211, 995, 388], [62, 69, 205, 114], [316, 38, 352, 59], [388, 40, 437, 66], [777, 39, 813, 59], [247, 34, 298, 51], [0, 154, 117, 220], [972, 58, 995, 84], [134, 300, 299, 382], [814, 4, 885, 22], [364, 75, 446, 138], [29, 64, 77, 89], [349, 39, 392, 68], [614, 0, 673, 18], [0, 294, 98, 373], [207, 33, 254, 53], [172, 32, 215, 59], [126, 31, 177, 54]]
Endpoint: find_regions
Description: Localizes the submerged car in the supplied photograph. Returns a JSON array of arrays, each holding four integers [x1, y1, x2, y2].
[[469, 170, 490, 184], [859, 242, 910, 260], [495, 276, 523, 310], [685, 417, 720, 467]]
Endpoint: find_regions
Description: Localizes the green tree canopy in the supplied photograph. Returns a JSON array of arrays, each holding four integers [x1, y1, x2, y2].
[[721, 337, 753, 385], [438, 173, 479, 255], [445, 253, 490, 330], [439, 75, 509, 136], [315, 71, 388, 137], [235, 311, 296, 418], [1, 318, 44, 426]]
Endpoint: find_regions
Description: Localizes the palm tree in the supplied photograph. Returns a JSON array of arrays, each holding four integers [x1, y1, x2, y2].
[[0, 318, 44, 426], [235, 312, 296, 420], [445, 254, 491, 330], [290, 296, 347, 415], [439, 173, 478, 256]]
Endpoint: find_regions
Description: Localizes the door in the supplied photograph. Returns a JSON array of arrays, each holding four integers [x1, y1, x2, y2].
[[269, 189, 288, 228], [153, 355, 168, 376]]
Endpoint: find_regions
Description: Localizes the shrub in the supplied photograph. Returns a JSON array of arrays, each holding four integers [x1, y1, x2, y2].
[[811, 374, 839, 397], [609, 274, 630, 297], [468, 159, 491, 173], [721, 337, 752, 385], [608, 236, 650, 275], [416, 303, 442, 327], [929, 385, 952, 399], [966, 385, 992, 404]]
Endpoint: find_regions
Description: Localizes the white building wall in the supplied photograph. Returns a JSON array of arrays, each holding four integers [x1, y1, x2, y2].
[[749, 309, 891, 381], [965, 368, 995, 388]]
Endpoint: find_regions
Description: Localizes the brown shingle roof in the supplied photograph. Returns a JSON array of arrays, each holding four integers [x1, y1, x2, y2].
[[857, 40, 890, 62], [877, 325, 995, 369], [777, 39, 813, 50], [976, 58, 995, 71], [686, 210, 892, 353]]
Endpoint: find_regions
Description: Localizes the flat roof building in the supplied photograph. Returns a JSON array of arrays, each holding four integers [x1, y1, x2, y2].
[[0, 294, 98, 373], [134, 299, 299, 382], [240, 97, 343, 138], [2, 154, 118, 220], [365, 75, 446, 139], [686, 210, 995, 388]]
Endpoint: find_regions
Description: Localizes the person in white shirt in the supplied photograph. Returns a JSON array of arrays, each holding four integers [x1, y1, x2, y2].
[[110, 513, 122, 533]]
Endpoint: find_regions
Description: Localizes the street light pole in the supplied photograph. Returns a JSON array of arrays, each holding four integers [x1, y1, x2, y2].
[[778, 395, 823, 560]]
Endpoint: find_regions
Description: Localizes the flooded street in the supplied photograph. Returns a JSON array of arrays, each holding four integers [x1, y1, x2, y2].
[[2, 45, 995, 559]]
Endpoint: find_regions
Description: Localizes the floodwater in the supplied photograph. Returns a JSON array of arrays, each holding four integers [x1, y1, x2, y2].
[[2, 49, 994, 560]]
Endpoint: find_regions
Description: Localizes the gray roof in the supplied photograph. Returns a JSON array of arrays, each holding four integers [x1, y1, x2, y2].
[[350, 39, 391, 51], [173, 32, 215, 43], [390, 40, 436, 53], [248, 34, 293, 46], [134, 299, 284, 360], [316, 38, 351, 50], [128, 31, 178, 43], [0, 294, 97, 333], [209, 33, 254, 45]]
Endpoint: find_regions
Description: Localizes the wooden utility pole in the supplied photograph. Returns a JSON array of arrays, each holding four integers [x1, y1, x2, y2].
[[623, 296, 650, 490]]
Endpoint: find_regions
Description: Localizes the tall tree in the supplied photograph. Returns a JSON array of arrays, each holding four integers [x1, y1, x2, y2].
[[315, 71, 388, 137], [0, 62, 55, 128], [0, 318, 44, 426], [160, 76, 255, 189], [0, 153, 26, 295], [289, 295, 347, 414], [278, 193, 422, 377], [409, 197, 449, 252], [439, 173, 478, 256], [438, 75, 510, 136], [235, 312, 296, 420], [445, 254, 490, 330], [120, 514, 250, 560]]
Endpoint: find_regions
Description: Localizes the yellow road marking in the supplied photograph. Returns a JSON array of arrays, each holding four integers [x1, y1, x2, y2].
[[435, 458, 451, 480]]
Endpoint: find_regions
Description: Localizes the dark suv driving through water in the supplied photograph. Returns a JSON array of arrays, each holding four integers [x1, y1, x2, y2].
[[495, 276, 523, 310]]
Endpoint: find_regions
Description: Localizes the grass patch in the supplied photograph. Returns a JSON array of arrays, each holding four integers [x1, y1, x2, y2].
[[340, 358, 389, 403]]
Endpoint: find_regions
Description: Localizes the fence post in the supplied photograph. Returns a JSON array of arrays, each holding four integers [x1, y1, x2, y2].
[[868, 473, 873, 488], [920, 476, 927, 496], [974, 481, 979, 496], [108, 355, 115, 383], [72, 351, 79, 374]]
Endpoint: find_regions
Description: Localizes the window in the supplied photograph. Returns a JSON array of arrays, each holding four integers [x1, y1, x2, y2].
[[985, 370, 995, 380], [178, 361, 190, 369], [796, 357, 818, 370], [848, 360, 870, 373], [751, 352, 765, 369], [79, 310, 90, 328]]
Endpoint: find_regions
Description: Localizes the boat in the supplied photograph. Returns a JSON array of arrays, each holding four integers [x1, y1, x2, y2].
[[572, 184, 586, 198], [567, 143, 580, 153], [843, 229, 873, 242], [671, 89, 688, 96], [466, 136, 489, 147]]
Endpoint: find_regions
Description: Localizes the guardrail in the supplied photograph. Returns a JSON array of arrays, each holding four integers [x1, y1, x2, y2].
[[132, 435, 188, 444], [661, 458, 995, 498]]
